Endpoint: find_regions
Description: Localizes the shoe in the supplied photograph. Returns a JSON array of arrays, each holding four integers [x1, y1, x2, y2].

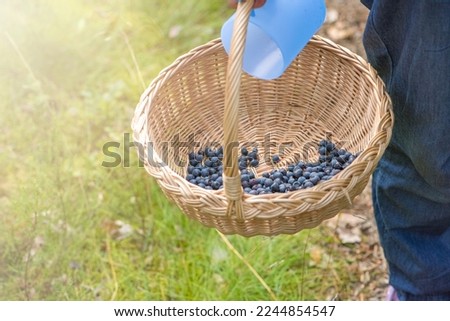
[[386, 285, 399, 301]]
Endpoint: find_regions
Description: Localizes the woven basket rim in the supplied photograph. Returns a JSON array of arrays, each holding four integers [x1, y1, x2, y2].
[[131, 32, 393, 234]]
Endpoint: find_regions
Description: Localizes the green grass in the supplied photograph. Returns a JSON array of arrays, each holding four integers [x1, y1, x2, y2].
[[0, 0, 368, 301]]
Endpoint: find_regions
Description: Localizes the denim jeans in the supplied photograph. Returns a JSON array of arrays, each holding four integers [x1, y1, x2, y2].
[[361, 0, 450, 300]]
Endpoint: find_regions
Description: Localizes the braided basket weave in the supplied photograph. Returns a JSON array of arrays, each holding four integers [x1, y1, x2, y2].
[[132, 1, 393, 237]]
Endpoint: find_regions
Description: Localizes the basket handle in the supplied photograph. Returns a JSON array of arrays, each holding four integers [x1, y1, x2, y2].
[[223, 0, 254, 220]]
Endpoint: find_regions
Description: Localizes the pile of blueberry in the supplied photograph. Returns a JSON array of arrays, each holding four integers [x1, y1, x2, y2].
[[185, 140, 359, 195]]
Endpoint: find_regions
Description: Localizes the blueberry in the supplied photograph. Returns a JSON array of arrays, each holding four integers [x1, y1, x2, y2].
[[297, 177, 306, 185], [189, 179, 197, 184], [242, 181, 249, 188], [248, 151, 258, 160], [310, 175, 320, 185], [331, 159, 338, 167], [331, 169, 341, 176], [293, 169, 302, 178], [336, 156, 346, 164], [264, 179, 273, 187], [262, 172, 270, 178], [292, 182, 300, 190], [326, 143, 335, 152], [249, 190, 258, 195], [272, 155, 281, 164], [186, 174, 194, 181], [319, 146, 327, 155], [239, 155, 248, 163], [250, 159, 259, 167], [239, 161, 247, 170], [201, 168, 209, 177], [288, 165, 295, 172], [279, 184, 286, 193], [241, 174, 250, 182], [273, 178, 282, 185], [332, 162, 342, 170], [211, 156, 219, 164], [273, 171, 283, 180], [288, 177, 296, 185], [304, 181, 314, 188], [198, 183, 206, 188], [241, 147, 248, 156], [196, 154, 203, 162], [271, 183, 280, 192], [303, 172, 311, 179], [189, 159, 199, 166], [187, 165, 194, 174], [192, 168, 201, 177], [204, 160, 213, 167], [216, 177, 223, 185], [207, 148, 215, 158]]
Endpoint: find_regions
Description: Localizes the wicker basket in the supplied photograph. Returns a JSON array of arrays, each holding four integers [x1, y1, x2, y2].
[[132, 1, 393, 237]]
